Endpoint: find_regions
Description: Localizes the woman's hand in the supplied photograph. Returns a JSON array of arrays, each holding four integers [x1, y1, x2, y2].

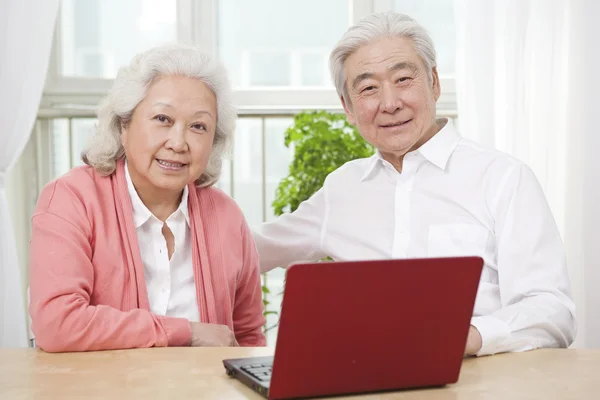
[[189, 322, 239, 347]]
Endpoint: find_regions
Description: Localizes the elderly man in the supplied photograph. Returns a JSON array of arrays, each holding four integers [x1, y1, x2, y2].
[[253, 11, 576, 356]]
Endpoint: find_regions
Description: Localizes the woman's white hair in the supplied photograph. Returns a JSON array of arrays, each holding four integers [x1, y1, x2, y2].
[[329, 11, 437, 105], [82, 43, 236, 187]]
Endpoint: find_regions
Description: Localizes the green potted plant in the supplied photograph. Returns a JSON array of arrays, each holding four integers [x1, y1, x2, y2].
[[262, 110, 375, 324], [272, 110, 375, 215]]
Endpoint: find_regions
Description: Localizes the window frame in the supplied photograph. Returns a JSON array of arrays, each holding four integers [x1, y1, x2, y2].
[[18, 0, 458, 345], [41, 0, 457, 115]]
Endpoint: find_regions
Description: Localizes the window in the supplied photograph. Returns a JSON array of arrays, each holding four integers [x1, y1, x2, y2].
[[374, 0, 457, 109], [50, 118, 96, 178], [59, 0, 177, 79], [30, 0, 458, 345], [217, 0, 349, 89], [219, 117, 295, 227], [390, 0, 456, 76]]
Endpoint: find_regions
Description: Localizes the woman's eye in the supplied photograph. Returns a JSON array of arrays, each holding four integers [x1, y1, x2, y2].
[[155, 114, 170, 123], [192, 123, 207, 131], [397, 77, 410, 83]]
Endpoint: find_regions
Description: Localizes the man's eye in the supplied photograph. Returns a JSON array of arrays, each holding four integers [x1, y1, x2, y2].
[[361, 86, 375, 93]]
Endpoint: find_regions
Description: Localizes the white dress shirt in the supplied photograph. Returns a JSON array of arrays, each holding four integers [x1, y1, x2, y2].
[[253, 118, 576, 356], [125, 163, 199, 322]]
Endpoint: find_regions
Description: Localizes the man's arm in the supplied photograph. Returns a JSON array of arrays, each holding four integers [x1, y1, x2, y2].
[[253, 187, 328, 273], [470, 164, 576, 356]]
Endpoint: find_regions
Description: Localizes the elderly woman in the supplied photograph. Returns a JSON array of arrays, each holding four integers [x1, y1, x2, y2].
[[29, 44, 266, 352]]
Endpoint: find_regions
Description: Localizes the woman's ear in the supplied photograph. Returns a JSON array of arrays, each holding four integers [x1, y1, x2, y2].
[[120, 121, 128, 146]]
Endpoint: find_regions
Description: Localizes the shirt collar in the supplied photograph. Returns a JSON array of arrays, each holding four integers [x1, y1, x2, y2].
[[124, 160, 190, 228], [360, 118, 461, 181], [360, 152, 385, 182], [415, 118, 461, 170]]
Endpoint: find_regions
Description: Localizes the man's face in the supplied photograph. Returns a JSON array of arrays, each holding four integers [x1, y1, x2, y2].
[[342, 37, 441, 164]]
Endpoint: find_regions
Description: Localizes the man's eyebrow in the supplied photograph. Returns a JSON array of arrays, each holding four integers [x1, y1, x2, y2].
[[351, 72, 374, 90], [389, 61, 419, 73], [351, 62, 420, 90]]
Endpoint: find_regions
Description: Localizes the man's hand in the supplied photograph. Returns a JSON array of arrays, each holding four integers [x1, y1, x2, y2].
[[189, 322, 239, 347], [464, 325, 482, 356]]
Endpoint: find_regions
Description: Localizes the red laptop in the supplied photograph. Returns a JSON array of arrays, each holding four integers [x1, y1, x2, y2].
[[223, 256, 483, 399]]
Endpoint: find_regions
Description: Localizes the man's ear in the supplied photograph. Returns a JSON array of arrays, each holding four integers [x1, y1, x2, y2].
[[431, 66, 441, 101], [341, 95, 356, 125]]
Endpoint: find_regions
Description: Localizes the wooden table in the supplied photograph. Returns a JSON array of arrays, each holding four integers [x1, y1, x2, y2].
[[1, 347, 598, 399]]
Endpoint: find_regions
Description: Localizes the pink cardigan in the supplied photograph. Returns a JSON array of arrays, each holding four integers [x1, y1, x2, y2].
[[29, 160, 266, 352]]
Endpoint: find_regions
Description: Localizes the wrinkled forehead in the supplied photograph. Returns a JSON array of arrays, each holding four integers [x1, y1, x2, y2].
[[344, 36, 425, 80]]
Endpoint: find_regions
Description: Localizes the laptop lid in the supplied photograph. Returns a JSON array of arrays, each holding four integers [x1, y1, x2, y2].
[[267, 256, 483, 399]]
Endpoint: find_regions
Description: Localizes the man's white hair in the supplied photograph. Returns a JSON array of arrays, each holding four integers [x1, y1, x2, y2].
[[329, 11, 437, 105], [82, 43, 236, 187]]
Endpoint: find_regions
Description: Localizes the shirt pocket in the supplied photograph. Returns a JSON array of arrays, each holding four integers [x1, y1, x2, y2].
[[427, 223, 489, 258]]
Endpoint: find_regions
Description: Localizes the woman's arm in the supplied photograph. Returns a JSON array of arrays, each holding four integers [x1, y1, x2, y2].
[[232, 218, 267, 346], [29, 182, 192, 352]]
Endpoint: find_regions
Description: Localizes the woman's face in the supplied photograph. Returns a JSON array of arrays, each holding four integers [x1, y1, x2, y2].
[[121, 75, 218, 195]]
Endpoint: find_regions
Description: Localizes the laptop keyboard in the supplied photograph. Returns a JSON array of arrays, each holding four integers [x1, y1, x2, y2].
[[241, 362, 273, 382]]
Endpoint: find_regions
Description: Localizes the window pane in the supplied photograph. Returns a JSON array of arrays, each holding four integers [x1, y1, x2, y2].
[[263, 118, 293, 345], [217, 0, 349, 88], [393, 0, 455, 75], [232, 119, 264, 227], [50, 118, 97, 178], [71, 119, 96, 167], [51, 119, 70, 179], [60, 0, 177, 78], [217, 159, 233, 196], [264, 266, 284, 346], [264, 118, 294, 223]]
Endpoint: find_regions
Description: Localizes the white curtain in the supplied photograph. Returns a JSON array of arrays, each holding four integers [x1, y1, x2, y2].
[[573, 0, 600, 349], [455, 0, 600, 348], [0, 0, 60, 347]]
